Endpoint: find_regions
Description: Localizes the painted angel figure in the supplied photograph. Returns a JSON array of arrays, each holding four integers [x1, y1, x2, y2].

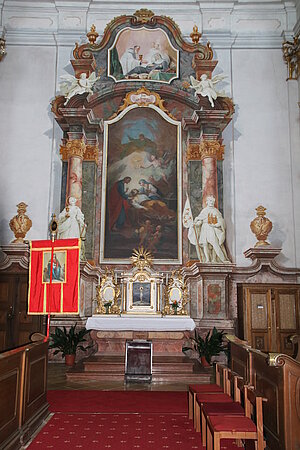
[[59, 72, 100, 104], [190, 74, 226, 107]]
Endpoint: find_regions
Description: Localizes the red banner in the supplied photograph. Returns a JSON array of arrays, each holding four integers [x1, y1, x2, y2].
[[28, 239, 80, 315]]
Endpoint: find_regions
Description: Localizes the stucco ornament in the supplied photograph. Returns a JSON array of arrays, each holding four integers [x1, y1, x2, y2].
[[250, 205, 273, 247], [190, 74, 226, 107], [59, 72, 100, 104], [9, 202, 32, 243]]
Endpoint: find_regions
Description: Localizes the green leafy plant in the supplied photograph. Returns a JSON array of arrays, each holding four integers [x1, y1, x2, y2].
[[49, 323, 91, 357], [182, 327, 227, 364], [171, 300, 179, 312]]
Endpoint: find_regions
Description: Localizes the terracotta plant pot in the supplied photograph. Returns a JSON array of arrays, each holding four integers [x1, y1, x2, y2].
[[200, 356, 211, 368], [65, 354, 76, 366]]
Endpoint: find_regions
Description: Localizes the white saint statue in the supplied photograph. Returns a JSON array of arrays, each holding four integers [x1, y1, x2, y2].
[[59, 72, 100, 104], [57, 197, 86, 240], [185, 195, 230, 263], [190, 74, 226, 107]]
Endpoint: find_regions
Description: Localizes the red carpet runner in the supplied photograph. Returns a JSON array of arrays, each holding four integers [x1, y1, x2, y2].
[[28, 391, 240, 450], [46, 390, 188, 413]]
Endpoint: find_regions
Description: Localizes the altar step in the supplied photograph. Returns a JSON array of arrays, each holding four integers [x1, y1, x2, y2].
[[66, 355, 213, 384]]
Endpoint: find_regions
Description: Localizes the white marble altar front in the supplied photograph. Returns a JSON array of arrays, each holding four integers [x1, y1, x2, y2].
[[86, 316, 195, 332]]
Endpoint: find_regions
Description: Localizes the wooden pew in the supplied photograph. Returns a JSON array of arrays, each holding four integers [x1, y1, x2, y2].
[[227, 335, 300, 450], [0, 340, 49, 449], [206, 385, 267, 450]]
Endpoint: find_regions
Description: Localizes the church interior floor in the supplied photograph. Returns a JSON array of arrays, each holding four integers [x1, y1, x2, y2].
[[48, 362, 199, 391]]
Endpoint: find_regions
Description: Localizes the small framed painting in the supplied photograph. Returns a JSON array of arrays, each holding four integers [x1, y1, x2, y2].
[[124, 276, 159, 315]]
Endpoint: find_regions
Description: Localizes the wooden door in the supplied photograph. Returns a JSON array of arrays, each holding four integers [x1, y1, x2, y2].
[[241, 285, 300, 354], [244, 286, 272, 352], [0, 275, 15, 351], [275, 288, 299, 356], [0, 274, 44, 352]]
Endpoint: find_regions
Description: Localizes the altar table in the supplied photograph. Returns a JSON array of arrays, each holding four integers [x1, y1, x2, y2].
[[86, 316, 196, 356], [86, 315, 196, 331]]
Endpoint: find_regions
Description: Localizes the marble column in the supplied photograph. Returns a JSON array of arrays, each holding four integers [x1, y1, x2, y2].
[[62, 139, 86, 208], [186, 140, 224, 208], [199, 140, 224, 208]]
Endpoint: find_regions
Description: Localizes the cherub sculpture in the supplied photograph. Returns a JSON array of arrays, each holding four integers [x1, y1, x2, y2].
[[190, 74, 226, 107], [59, 72, 100, 104]]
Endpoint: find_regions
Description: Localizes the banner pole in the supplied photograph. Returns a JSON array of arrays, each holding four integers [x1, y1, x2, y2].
[[46, 314, 51, 339], [46, 218, 57, 341]]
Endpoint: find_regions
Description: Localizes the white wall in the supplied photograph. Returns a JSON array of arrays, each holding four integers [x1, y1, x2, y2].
[[0, 0, 299, 268], [231, 48, 298, 266], [0, 45, 56, 243]]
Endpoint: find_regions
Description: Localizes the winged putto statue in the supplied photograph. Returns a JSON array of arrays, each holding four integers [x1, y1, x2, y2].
[[59, 72, 100, 104], [190, 74, 227, 107]]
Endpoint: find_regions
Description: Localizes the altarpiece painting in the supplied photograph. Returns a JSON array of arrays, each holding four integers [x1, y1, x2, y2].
[[100, 103, 182, 263], [108, 27, 179, 83]]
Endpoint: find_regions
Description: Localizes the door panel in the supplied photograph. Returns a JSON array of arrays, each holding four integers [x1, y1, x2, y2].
[[246, 288, 271, 352], [0, 273, 44, 352], [241, 285, 300, 355], [276, 289, 299, 355], [0, 277, 14, 351]]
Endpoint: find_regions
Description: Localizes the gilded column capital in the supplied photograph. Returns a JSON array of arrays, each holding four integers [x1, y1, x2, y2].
[[84, 144, 99, 164], [60, 139, 86, 160], [0, 37, 7, 62], [186, 140, 224, 162], [282, 35, 299, 80], [199, 140, 224, 160]]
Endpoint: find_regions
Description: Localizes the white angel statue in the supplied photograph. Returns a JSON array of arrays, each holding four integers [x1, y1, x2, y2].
[[59, 72, 100, 104], [190, 74, 226, 107]]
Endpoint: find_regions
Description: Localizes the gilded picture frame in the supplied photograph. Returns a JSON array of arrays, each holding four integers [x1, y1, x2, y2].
[[99, 102, 182, 264], [124, 273, 159, 315], [108, 26, 179, 84]]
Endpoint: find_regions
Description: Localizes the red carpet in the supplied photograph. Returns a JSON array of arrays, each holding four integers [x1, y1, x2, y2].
[[47, 390, 188, 413], [28, 412, 240, 450], [29, 391, 241, 449]]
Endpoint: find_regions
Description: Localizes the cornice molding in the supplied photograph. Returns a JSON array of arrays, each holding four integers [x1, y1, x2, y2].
[[0, 0, 297, 49]]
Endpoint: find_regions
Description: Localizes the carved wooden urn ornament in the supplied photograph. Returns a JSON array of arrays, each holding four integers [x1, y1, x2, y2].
[[9, 202, 32, 243], [250, 205, 272, 247]]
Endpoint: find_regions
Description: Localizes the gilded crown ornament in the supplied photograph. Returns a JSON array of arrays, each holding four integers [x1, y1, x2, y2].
[[9, 202, 32, 243], [250, 206, 273, 247], [133, 9, 155, 24]]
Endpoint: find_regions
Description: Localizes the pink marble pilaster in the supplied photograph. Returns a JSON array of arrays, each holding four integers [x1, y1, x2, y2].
[[202, 156, 218, 208], [65, 139, 85, 208], [67, 156, 83, 207]]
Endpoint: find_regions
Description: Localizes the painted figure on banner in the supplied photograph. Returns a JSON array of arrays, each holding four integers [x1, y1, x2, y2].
[[190, 74, 227, 107], [185, 195, 230, 263], [109, 28, 178, 83], [48, 253, 62, 281], [57, 197, 87, 239], [43, 252, 66, 283], [103, 107, 179, 260]]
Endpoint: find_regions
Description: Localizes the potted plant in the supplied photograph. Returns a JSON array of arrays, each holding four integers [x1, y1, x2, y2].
[[182, 327, 227, 367], [49, 323, 91, 366]]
